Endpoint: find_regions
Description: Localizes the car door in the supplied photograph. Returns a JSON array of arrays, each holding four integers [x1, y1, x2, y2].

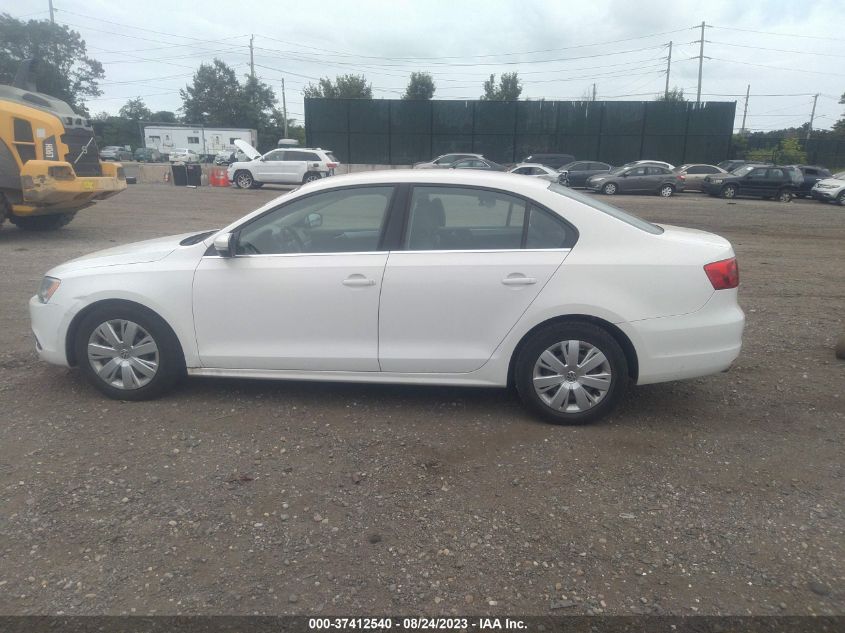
[[566, 162, 589, 187], [619, 166, 648, 192], [378, 185, 576, 373], [741, 167, 768, 197], [253, 149, 286, 182], [192, 185, 396, 371]]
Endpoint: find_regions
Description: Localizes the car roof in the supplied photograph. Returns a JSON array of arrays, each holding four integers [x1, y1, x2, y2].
[[512, 162, 552, 169]]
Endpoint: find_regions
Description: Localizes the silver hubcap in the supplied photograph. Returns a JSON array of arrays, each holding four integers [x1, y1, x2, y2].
[[661, 186, 672, 196], [87, 319, 159, 390], [533, 340, 612, 413], [605, 184, 616, 194], [724, 187, 735, 198], [237, 174, 251, 187]]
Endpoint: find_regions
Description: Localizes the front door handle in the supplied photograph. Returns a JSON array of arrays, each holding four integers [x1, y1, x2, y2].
[[502, 274, 537, 286], [343, 274, 376, 287]]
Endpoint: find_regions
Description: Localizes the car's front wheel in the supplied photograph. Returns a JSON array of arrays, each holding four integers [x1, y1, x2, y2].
[[74, 304, 184, 400], [721, 184, 738, 199], [515, 322, 628, 425], [234, 170, 254, 189], [601, 182, 618, 195], [837, 191, 845, 206]]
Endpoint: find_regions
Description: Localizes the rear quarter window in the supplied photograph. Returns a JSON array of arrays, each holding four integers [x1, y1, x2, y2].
[[548, 182, 663, 234]]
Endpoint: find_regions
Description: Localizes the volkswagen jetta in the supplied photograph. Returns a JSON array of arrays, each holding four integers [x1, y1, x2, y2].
[[30, 171, 744, 424]]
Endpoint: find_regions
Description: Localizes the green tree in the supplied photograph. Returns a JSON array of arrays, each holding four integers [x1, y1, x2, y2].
[[746, 137, 808, 164], [656, 87, 686, 102], [832, 91, 845, 136], [303, 74, 372, 99], [0, 14, 104, 113], [180, 59, 246, 125], [150, 110, 178, 123], [481, 72, 522, 101], [402, 72, 435, 100], [118, 97, 152, 121]]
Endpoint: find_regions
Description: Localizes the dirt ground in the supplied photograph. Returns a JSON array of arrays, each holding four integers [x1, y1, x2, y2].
[[0, 182, 842, 616]]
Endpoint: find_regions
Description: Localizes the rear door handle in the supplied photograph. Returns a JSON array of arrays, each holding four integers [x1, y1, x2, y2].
[[343, 274, 376, 287], [502, 275, 537, 286]]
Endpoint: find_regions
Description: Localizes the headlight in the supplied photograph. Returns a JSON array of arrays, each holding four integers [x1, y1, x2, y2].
[[37, 276, 61, 303]]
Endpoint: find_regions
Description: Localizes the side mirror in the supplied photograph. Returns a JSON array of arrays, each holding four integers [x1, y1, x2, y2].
[[213, 232, 236, 257], [621, 172, 629, 177], [305, 213, 322, 229]]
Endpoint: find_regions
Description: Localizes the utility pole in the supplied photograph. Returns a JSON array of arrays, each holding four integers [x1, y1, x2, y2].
[[664, 41, 672, 99], [281, 77, 288, 138], [591, 83, 596, 101], [48, 0, 55, 23], [249, 35, 255, 80], [740, 84, 750, 135], [806, 93, 819, 140], [695, 21, 705, 105]]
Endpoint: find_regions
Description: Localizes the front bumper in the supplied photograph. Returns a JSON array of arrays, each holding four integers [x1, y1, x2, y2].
[[701, 182, 723, 196], [19, 161, 127, 214], [811, 188, 841, 201], [29, 295, 72, 367]]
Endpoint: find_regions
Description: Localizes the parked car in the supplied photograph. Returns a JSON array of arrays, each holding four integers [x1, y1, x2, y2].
[[451, 157, 506, 171], [558, 161, 612, 188], [716, 159, 751, 173], [413, 153, 482, 169], [29, 170, 744, 425], [99, 146, 132, 161], [228, 140, 339, 188], [586, 165, 682, 197], [790, 165, 833, 198], [673, 164, 728, 192], [810, 171, 845, 205], [701, 164, 802, 201], [522, 153, 575, 170], [509, 163, 561, 182], [133, 147, 162, 163], [621, 160, 675, 170], [168, 148, 200, 163]]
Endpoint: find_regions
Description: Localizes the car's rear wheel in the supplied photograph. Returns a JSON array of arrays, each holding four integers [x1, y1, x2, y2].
[[515, 322, 628, 425], [777, 188, 793, 203], [721, 184, 737, 199], [658, 184, 675, 197], [601, 182, 617, 195], [74, 304, 184, 401], [302, 172, 322, 184], [9, 212, 76, 231], [234, 170, 254, 189]]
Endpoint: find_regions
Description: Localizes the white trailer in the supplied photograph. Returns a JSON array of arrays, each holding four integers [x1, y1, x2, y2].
[[142, 125, 258, 160]]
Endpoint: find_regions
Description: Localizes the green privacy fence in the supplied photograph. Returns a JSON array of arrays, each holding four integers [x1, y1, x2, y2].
[[305, 98, 737, 166]]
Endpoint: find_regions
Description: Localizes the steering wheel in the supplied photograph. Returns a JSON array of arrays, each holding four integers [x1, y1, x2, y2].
[[278, 226, 306, 253]]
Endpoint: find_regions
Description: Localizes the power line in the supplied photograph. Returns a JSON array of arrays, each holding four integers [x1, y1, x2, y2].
[[708, 40, 845, 59], [708, 57, 845, 77], [709, 24, 841, 42]]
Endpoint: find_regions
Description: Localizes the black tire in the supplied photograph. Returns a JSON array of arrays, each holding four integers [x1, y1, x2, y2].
[[250, 182, 264, 189], [658, 183, 675, 197], [514, 322, 629, 425], [837, 192, 845, 206], [601, 182, 618, 195], [74, 303, 185, 401], [302, 172, 322, 184], [776, 188, 793, 203], [720, 184, 738, 199], [234, 170, 254, 189], [9, 212, 76, 231], [0, 192, 9, 230]]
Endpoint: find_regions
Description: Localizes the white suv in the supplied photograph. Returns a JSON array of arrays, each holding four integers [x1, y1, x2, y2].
[[228, 140, 339, 188]]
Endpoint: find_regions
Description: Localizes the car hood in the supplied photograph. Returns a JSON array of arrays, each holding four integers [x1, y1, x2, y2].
[[813, 177, 845, 187], [234, 139, 262, 160], [48, 232, 202, 275]]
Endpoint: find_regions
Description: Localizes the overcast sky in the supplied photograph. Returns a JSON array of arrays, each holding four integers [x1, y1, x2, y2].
[[5, 0, 843, 131]]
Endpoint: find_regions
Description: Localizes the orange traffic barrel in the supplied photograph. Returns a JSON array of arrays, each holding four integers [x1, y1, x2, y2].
[[210, 166, 229, 187]]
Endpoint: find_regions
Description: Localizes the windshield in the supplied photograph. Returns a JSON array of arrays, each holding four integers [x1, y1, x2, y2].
[[607, 167, 626, 175], [732, 165, 754, 176], [548, 182, 663, 234]]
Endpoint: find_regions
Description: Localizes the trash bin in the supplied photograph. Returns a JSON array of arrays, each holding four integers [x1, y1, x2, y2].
[[186, 164, 202, 187], [171, 163, 188, 186]]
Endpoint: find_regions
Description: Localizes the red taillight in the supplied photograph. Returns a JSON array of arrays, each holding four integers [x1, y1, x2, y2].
[[678, 173, 686, 180], [326, 162, 338, 168], [704, 257, 739, 290]]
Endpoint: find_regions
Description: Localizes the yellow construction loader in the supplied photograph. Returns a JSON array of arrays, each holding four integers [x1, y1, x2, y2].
[[0, 61, 126, 231]]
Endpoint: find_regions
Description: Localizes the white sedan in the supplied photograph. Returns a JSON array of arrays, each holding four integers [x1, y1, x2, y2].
[[29, 171, 744, 425], [508, 163, 562, 183]]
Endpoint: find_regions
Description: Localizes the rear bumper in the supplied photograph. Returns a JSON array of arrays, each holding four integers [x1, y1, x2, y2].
[[621, 289, 745, 385], [19, 161, 126, 214]]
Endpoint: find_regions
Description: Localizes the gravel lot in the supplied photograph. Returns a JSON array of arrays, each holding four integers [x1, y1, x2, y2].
[[0, 183, 842, 616]]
